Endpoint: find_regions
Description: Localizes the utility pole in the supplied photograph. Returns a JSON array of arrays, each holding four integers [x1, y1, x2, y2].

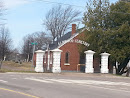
[[31, 42, 37, 71]]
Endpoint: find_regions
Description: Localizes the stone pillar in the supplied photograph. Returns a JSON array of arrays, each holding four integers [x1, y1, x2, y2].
[[52, 49, 62, 73], [35, 50, 45, 72], [84, 50, 95, 73], [100, 52, 110, 73]]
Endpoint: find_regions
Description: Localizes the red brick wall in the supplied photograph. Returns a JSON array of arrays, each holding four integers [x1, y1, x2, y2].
[[59, 31, 101, 72], [60, 36, 80, 71]]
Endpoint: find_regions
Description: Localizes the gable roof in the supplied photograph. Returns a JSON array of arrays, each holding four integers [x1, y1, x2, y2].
[[48, 29, 84, 50], [48, 32, 78, 50], [57, 32, 79, 49]]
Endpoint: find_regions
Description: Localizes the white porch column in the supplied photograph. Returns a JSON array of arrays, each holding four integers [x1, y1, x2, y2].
[[84, 50, 95, 73], [100, 52, 110, 73], [52, 49, 62, 73], [35, 50, 45, 72]]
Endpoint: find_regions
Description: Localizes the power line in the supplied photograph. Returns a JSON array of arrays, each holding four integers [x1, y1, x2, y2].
[[29, 0, 130, 15], [31, 0, 85, 8]]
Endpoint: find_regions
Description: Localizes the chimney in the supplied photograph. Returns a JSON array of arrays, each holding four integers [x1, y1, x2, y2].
[[72, 24, 76, 35]]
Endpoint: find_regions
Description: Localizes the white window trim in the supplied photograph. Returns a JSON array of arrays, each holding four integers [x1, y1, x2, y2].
[[64, 63, 70, 65]]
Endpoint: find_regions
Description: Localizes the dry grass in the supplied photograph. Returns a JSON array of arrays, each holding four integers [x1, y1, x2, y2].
[[0, 61, 35, 72], [3, 61, 31, 67]]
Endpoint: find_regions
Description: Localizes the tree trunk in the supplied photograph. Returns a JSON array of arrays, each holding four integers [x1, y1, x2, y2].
[[0, 60, 3, 69], [27, 54, 30, 62]]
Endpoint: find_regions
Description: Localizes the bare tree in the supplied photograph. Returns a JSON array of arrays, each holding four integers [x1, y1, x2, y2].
[[31, 31, 51, 50], [0, 26, 12, 68], [0, 26, 12, 60], [21, 35, 32, 62], [0, 1, 5, 69], [44, 5, 81, 42], [21, 32, 51, 62], [7, 48, 19, 61]]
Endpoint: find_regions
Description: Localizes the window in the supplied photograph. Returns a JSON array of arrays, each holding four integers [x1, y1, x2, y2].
[[65, 52, 69, 64]]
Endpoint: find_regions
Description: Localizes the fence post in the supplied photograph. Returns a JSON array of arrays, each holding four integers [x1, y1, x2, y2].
[[84, 50, 95, 73], [51, 49, 62, 73], [100, 52, 110, 73], [35, 50, 45, 72]]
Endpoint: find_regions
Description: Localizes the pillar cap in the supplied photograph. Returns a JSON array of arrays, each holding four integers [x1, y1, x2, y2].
[[51, 48, 62, 52], [35, 50, 45, 53], [84, 50, 95, 54], [100, 52, 110, 56]]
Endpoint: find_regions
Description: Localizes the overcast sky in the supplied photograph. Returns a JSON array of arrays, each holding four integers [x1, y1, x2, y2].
[[2, 0, 118, 48]]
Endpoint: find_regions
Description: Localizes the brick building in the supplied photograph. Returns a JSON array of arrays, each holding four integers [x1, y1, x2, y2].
[[43, 24, 91, 72], [34, 24, 112, 73], [34, 24, 106, 72]]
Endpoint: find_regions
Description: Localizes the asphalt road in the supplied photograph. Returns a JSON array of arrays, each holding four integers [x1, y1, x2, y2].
[[0, 73, 130, 98]]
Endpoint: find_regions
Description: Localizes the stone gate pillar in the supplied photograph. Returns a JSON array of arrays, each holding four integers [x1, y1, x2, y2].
[[100, 52, 110, 73], [52, 49, 62, 73], [84, 50, 95, 73], [35, 50, 45, 72]]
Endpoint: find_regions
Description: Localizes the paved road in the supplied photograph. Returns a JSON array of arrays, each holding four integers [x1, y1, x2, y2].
[[0, 73, 130, 98]]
